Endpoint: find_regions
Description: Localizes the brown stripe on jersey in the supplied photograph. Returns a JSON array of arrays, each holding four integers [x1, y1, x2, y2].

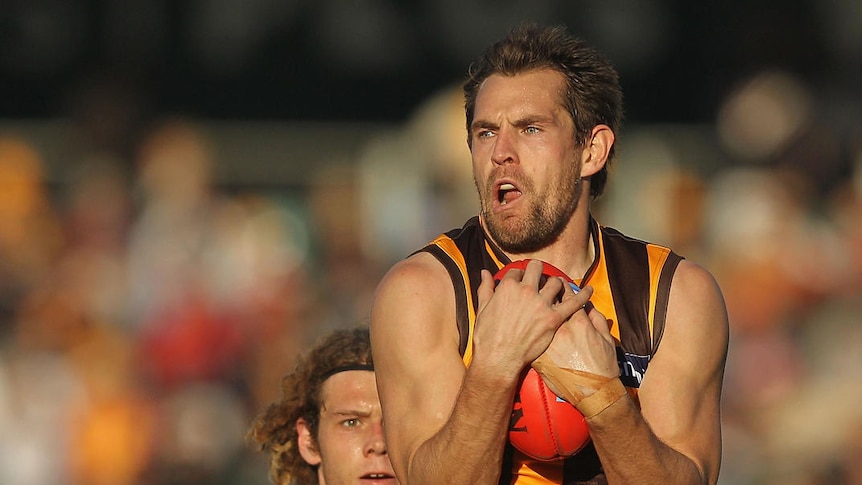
[[600, 226, 654, 358], [499, 441, 515, 485], [651, 251, 682, 353], [431, 217, 510, 357], [561, 442, 606, 484], [422, 243, 472, 355]]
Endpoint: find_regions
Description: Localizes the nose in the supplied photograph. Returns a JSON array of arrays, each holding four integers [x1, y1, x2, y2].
[[490, 128, 517, 166], [365, 421, 388, 456]]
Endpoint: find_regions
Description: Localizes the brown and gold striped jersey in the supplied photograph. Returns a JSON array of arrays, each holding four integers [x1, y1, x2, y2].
[[415, 216, 683, 485]]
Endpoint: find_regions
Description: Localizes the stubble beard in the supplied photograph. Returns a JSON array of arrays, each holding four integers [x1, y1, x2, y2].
[[478, 170, 582, 254]]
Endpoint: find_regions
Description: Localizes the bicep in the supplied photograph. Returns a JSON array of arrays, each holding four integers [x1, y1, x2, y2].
[[370, 255, 466, 480], [638, 260, 729, 483]]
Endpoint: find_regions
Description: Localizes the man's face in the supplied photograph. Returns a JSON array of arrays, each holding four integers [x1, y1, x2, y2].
[[302, 370, 398, 485], [469, 68, 585, 253]]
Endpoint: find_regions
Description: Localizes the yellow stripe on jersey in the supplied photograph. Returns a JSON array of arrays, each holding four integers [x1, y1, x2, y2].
[[645, 244, 672, 345], [585, 228, 621, 342], [431, 235, 477, 367], [486, 240, 506, 270], [513, 452, 565, 484]]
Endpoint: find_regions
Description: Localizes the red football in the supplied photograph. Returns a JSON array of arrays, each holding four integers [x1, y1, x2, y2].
[[493, 259, 581, 301], [494, 260, 591, 461]]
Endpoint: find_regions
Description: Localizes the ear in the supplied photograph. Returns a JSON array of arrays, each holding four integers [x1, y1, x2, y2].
[[579, 124, 614, 178], [296, 418, 322, 466]]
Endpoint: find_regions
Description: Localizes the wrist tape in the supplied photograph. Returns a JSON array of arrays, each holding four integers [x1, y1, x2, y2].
[[532, 353, 628, 418]]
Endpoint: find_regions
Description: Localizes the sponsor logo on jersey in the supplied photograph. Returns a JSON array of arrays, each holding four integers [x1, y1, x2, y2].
[[617, 348, 649, 387]]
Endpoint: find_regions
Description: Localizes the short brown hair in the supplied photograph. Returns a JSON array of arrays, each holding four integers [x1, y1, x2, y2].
[[463, 23, 623, 198]]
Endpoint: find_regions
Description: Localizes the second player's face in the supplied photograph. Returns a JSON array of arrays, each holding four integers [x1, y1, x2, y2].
[[469, 68, 585, 253], [313, 370, 399, 485]]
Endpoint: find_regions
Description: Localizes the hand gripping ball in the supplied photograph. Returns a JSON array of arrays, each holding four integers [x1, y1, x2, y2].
[[493, 259, 591, 461]]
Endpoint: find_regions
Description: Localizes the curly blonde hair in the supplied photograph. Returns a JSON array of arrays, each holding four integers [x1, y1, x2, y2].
[[248, 327, 374, 485]]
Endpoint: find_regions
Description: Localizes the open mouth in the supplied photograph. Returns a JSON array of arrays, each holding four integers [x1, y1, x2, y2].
[[361, 473, 395, 480], [498, 182, 522, 205]]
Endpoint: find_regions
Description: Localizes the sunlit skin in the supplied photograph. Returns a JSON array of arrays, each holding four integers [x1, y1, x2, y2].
[[296, 371, 399, 485], [370, 68, 610, 485], [372, 57, 726, 485], [470, 68, 586, 254]]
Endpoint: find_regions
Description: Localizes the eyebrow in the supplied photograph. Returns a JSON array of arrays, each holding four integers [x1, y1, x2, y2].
[[470, 115, 556, 132], [326, 408, 372, 417], [470, 120, 498, 132]]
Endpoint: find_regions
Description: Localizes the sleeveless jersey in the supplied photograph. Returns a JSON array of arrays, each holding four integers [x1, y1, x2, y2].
[[416, 216, 683, 485]]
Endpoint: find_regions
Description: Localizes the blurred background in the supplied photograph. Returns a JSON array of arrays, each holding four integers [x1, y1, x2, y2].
[[1, 1, 861, 484]]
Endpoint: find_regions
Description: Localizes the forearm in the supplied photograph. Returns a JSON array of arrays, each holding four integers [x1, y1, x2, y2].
[[407, 369, 517, 485], [588, 394, 707, 485]]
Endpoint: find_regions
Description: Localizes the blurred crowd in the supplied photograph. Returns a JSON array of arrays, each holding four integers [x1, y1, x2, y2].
[[0, 65, 861, 485], [0, 114, 380, 484]]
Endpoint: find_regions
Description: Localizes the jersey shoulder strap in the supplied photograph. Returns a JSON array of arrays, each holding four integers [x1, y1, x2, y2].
[[412, 216, 507, 358], [597, 224, 683, 355]]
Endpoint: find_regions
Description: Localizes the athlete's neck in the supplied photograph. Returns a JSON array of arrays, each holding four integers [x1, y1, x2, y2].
[[481, 212, 596, 280]]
